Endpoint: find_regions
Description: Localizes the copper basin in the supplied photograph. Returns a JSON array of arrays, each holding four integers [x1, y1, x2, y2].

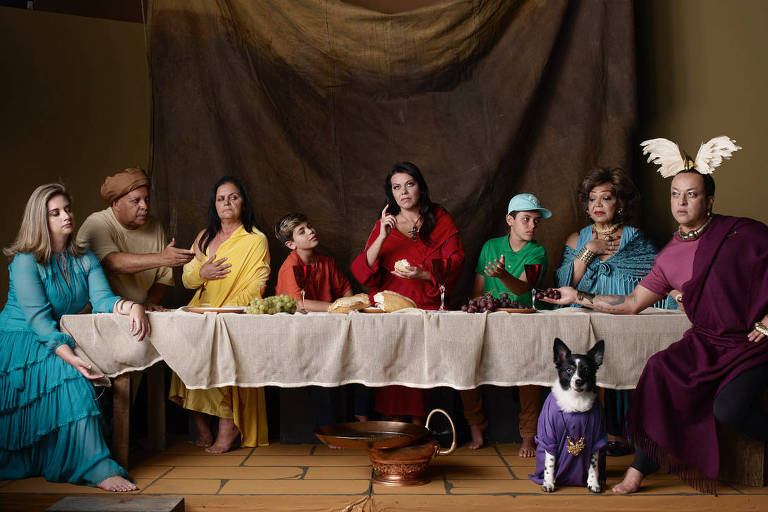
[[315, 409, 457, 486]]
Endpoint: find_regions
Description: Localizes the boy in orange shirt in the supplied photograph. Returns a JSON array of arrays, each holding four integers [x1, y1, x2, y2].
[[275, 213, 352, 311], [275, 214, 372, 426]]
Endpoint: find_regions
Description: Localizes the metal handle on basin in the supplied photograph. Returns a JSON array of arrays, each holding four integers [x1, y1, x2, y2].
[[425, 408, 456, 456]]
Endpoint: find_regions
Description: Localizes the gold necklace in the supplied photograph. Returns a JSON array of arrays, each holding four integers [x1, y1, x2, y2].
[[592, 223, 620, 236]]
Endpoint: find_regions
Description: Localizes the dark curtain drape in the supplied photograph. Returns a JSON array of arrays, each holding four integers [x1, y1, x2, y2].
[[147, 0, 636, 307]]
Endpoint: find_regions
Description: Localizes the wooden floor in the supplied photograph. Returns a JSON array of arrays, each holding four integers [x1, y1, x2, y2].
[[1, 439, 767, 511]]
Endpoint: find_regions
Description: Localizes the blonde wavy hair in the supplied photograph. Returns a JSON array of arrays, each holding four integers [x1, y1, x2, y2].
[[3, 183, 86, 263]]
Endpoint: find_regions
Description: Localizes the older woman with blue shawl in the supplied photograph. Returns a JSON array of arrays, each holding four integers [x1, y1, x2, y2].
[[554, 167, 675, 455]]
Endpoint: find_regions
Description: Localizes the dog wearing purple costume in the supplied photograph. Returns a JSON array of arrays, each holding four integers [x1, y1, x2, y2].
[[530, 338, 606, 493]]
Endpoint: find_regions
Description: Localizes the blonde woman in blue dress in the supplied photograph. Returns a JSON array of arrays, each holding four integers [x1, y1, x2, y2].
[[0, 184, 150, 492]]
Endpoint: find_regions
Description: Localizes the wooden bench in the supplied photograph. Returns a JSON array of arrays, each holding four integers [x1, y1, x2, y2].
[[719, 424, 767, 487], [47, 496, 183, 512]]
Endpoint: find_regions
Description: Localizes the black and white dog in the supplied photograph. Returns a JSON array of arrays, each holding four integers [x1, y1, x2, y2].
[[531, 338, 606, 493]]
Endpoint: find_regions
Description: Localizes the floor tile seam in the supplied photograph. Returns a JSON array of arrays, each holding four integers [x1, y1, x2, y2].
[[238, 447, 256, 466], [215, 479, 229, 494], [136, 465, 176, 493], [493, 445, 521, 480]]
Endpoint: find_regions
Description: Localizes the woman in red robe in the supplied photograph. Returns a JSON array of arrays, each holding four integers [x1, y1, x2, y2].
[[351, 162, 465, 424]]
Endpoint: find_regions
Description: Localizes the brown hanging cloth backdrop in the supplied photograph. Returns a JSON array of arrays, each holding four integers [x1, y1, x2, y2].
[[146, 0, 637, 306]]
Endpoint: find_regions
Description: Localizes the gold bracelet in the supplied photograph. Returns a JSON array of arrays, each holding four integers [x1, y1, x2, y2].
[[755, 322, 768, 337], [577, 247, 595, 265]]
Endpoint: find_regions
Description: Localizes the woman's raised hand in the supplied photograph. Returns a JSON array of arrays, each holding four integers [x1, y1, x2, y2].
[[378, 204, 397, 240], [200, 254, 231, 280], [586, 237, 618, 257], [128, 303, 151, 341]]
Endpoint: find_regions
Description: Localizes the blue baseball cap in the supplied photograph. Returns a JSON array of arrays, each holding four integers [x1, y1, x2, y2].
[[507, 193, 552, 218]]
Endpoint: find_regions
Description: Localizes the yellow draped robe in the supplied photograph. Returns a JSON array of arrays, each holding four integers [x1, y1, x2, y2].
[[169, 225, 270, 447]]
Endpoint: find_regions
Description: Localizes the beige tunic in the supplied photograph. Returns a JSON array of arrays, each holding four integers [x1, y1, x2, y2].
[[77, 208, 173, 303]]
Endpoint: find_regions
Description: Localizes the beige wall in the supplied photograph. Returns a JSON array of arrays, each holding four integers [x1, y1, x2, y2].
[[0, 7, 150, 303], [636, 0, 768, 244], [1, 1, 766, 302]]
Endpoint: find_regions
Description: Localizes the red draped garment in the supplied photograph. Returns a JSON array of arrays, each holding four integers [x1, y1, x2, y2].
[[351, 206, 465, 418]]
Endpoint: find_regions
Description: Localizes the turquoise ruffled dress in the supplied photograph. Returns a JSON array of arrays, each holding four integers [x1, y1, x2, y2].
[[554, 225, 677, 309], [0, 251, 128, 485]]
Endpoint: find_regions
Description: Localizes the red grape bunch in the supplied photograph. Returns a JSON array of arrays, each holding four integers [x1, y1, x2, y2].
[[535, 288, 561, 301], [461, 293, 523, 313]]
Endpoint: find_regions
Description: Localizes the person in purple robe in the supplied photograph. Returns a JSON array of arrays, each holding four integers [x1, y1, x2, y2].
[[542, 136, 768, 494]]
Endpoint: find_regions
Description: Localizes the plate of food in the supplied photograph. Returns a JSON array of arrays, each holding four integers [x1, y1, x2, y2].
[[496, 307, 536, 314], [182, 306, 246, 314]]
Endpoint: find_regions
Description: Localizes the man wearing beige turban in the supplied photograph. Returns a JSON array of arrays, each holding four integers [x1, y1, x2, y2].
[[77, 167, 194, 310]]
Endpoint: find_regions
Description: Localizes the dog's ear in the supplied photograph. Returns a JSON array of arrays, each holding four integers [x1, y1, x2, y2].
[[588, 340, 605, 367], [553, 337, 570, 364]]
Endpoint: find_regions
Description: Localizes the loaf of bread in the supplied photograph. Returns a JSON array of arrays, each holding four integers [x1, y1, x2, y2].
[[373, 290, 418, 312], [328, 293, 370, 313]]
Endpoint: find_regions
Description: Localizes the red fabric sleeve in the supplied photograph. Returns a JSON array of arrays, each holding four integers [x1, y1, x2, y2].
[[350, 221, 384, 287], [275, 254, 303, 300]]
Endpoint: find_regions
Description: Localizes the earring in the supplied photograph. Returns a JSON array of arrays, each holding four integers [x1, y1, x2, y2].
[[617, 208, 623, 216]]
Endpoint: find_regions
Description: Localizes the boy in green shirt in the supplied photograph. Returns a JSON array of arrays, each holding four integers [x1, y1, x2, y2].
[[463, 193, 551, 455]]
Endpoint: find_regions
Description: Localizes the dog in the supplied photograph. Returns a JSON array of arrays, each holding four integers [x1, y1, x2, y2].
[[529, 338, 606, 493]]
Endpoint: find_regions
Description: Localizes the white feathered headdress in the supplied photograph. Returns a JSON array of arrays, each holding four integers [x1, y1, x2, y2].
[[640, 136, 741, 178]]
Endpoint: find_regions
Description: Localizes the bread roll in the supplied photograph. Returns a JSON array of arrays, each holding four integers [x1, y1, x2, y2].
[[394, 259, 412, 273], [373, 290, 417, 312], [328, 293, 370, 313]]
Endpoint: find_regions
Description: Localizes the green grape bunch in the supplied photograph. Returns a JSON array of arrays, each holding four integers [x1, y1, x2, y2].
[[247, 294, 297, 315]]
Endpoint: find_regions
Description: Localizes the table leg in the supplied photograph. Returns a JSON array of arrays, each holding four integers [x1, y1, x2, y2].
[[112, 373, 131, 468], [147, 363, 167, 452]]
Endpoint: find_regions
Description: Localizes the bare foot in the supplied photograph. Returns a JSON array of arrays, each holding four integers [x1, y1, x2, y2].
[[612, 467, 644, 494], [205, 418, 240, 454], [468, 422, 487, 450], [355, 415, 368, 422], [192, 412, 213, 447], [97, 475, 137, 492], [519, 436, 536, 457]]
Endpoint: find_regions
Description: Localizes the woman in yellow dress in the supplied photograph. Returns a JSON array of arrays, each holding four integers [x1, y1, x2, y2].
[[169, 176, 270, 453]]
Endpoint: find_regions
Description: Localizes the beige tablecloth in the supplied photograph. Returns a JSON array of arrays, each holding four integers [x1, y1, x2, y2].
[[60, 308, 691, 390]]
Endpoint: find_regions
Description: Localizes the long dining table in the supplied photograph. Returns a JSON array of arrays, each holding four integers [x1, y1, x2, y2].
[[60, 307, 691, 466]]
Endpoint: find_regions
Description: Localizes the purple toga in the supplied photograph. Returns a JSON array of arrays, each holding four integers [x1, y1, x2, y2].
[[627, 215, 768, 493], [529, 392, 606, 487]]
